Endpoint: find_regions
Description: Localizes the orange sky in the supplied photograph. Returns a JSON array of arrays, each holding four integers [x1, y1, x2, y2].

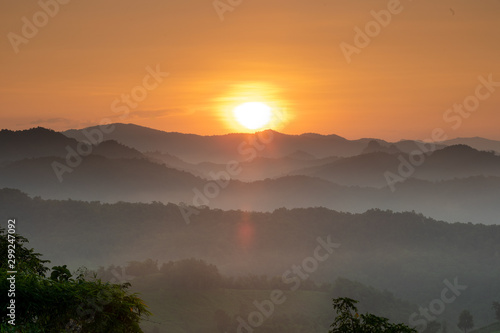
[[1, 0, 499, 141]]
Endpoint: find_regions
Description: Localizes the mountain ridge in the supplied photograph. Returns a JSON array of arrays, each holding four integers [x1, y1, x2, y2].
[[1, 125, 500, 224]]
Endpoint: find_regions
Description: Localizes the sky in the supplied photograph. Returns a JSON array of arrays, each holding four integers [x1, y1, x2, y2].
[[1, 0, 499, 141]]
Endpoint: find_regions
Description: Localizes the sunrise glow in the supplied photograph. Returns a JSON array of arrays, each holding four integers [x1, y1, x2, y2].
[[233, 102, 272, 130]]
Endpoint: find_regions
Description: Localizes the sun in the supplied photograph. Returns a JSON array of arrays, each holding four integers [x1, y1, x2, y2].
[[233, 102, 273, 130]]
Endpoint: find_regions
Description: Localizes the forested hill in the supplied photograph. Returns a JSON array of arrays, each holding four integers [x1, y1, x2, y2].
[[1, 188, 499, 326], [1, 188, 499, 273]]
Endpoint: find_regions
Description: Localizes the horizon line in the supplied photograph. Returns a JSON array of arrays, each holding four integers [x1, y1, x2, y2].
[[3, 122, 499, 144]]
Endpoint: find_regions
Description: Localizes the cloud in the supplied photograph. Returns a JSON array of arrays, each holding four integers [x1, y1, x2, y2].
[[127, 108, 189, 119], [30, 117, 74, 125], [107, 108, 193, 120], [26, 118, 94, 130]]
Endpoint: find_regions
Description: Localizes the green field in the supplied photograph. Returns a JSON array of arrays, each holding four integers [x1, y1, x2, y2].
[[129, 272, 418, 333], [137, 287, 332, 333]]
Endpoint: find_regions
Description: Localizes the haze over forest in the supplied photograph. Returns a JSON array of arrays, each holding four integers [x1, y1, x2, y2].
[[1, 125, 500, 332]]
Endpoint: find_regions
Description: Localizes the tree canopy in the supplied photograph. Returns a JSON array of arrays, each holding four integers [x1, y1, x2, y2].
[[457, 310, 474, 333], [329, 297, 417, 333], [0, 227, 151, 332]]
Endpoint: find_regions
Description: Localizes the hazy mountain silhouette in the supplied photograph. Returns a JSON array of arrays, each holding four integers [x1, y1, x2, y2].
[[0, 155, 202, 203], [63, 123, 472, 165], [391, 139, 446, 154], [440, 137, 500, 153], [412, 144, 500, 180], [0, 127, 145, 163], [290, 152, 400, 187], [0, 127, 76, 162], [64, 123, 381, 163], [1, 152, 499, 223], [2, 125, 500, 330], [179, 155, 340, 182], [2, 126, 500, 224], [290, 144, 500, 186], [144, 151, 208, 178], [92, 139, 144, 159], [285, 149, 318, 160], [211, 175, 500, 224], [361, 140, 402, 154]]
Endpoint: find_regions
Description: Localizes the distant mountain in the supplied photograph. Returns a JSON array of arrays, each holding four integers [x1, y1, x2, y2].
[[143, 151, 207, 178], [290, 145, 500, 187], [0, 155, 202, 203], [391, 139, 446, 154], [63, 123, 379, 163], [0, 127, 76, 162], [212, 175, 500, 224], [2, 125, 499, 224], [64, 123, 475, 165], [1, 153, 499, 224], [185, 155, 339, 182], [285, 149, 317, 160], [0, 127, 145, 163], [413, 144, 500, 180], [440, 137, 500, 153], [92, 139, 144, 159], [290, 152, 400, 187], [361, 140, 401, 154]]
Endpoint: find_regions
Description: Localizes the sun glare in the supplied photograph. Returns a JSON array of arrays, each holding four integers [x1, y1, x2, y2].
[[233, 102, 273, 130]]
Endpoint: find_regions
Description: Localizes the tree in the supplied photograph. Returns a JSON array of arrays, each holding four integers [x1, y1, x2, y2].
[[0, 227, 151, 332], [329, 297, 417, 333], [160, 258, 221, 290], [0, 225, 48, 275], [126, 259, 159, 277], [422, 320, 441, 333], [457, 310, 474, 333], [493, 301, 500, 321]]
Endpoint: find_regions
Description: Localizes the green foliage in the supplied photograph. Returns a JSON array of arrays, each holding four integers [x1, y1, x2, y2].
[[0, 228, 151, 332], [1, 271, 150, 332], [329, 297, 417, 333], [50, 264, 72, 282], [0, 226, 49, 276], [458, 310, 475, 333]]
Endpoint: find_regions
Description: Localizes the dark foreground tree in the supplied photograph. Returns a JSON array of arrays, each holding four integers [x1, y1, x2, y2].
[[0, 227, 151, 332], [493, 301, 500, 321], [457, 310, 474, 333], [329, 297, 417, 333]]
